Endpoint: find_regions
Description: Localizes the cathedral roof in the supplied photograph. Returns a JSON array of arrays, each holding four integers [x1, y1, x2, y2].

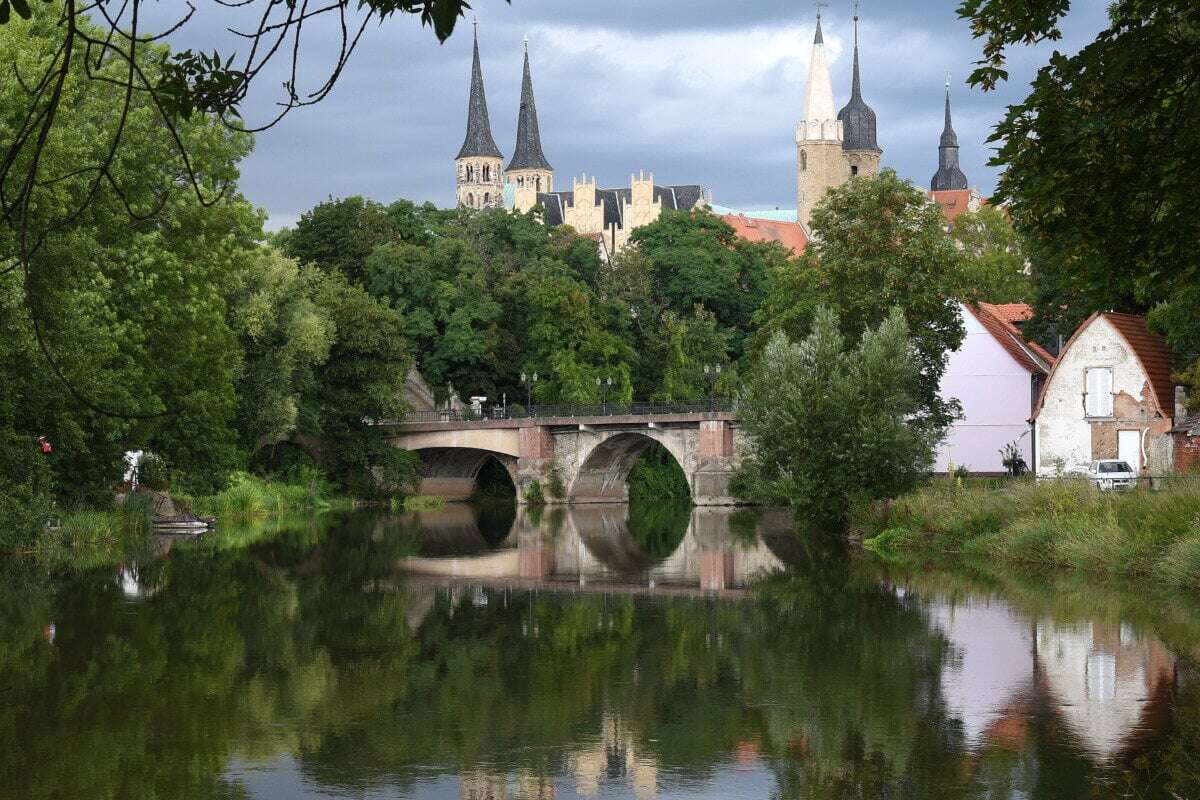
[[507, 45, 552, 172], [837, 17, 880, 153], [456, 28, 503, 161]]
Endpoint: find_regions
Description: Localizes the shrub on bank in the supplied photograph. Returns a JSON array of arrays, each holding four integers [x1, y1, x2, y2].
[[861, 478, 1200, 587], [193, 470, 340, 517]]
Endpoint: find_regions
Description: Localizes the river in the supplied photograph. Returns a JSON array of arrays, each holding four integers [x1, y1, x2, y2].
[[2, 503, 1198, 799]]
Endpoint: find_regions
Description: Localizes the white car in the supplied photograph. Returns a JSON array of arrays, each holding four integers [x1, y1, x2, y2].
[[1087, 459, 1138, 490]]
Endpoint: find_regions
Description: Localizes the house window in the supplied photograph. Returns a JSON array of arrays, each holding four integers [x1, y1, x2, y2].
[[1085, 367, 1114, 417]]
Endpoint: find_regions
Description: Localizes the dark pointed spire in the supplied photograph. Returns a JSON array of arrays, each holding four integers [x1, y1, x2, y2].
[[506, 40, 552, 172], [931, 78, 969, 190], [838, 6, 880, 153], [814, 15, 824, 44], [456, 24, 502, 160]]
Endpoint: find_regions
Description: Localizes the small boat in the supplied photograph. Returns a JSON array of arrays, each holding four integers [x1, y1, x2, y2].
[[152, 513, 216, 532]]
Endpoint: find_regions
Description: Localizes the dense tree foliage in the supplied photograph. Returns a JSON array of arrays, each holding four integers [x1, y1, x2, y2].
[[952, 205, 1032, 304], [735, 308, 949, 518], [960, 0, 1200, 406]]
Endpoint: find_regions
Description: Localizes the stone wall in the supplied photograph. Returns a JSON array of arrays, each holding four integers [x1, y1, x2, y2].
[[796, 139, 846, 228], [455, 156, 504, 209]]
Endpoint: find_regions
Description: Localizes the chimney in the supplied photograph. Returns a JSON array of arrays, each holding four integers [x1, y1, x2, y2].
[[1176, 385, 1189, 422]]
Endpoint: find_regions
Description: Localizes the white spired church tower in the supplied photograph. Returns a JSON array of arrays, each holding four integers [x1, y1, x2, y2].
[[796, 8, 882, 227]]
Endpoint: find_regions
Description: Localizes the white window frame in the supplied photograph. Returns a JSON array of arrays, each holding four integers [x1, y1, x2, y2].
[[1085, 367, 1114, 418]]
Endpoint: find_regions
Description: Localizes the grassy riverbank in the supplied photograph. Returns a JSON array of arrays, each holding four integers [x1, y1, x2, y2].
[[859, 478, 1200, 589]]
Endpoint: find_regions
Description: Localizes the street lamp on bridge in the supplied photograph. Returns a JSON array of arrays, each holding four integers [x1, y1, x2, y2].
[[596, 376, 613, 413], [704, 364, 722, 411], [521, 372, 538, 412]]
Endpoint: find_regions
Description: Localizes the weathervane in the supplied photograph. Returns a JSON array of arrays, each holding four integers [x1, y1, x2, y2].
[[945, 71, 952, 90]]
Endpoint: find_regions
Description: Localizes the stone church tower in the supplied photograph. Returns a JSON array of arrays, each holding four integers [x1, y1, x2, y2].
[[931, 81, 969, 191], [796, 14, 844, 228], [455, 25, 504, 210], [837, 12, 881, 179], [503, 41, 554, 193]]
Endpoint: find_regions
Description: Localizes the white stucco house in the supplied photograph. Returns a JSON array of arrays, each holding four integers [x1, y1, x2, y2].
[[1032, 312, 1176, 477], [936, 302, 1055, 474]]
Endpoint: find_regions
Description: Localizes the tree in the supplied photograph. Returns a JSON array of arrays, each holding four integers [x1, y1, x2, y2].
[[959, 0, 1200, 400], [227, 249, 335, 452], [754, 170, 966, 432], [629, 209, 784, 361], [285, 197, 400, 286], [0, 12, 264, 498], [952, 205, 1031, 303], [299, 267, 418, 495], [733, 308, 950, 519]]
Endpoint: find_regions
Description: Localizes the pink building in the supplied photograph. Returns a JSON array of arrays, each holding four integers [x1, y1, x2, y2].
[[936, 303, 1055, 474]]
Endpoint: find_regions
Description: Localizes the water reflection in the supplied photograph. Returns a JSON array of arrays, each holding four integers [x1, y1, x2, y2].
[[0, 509, 1197, 799], [393, 504, 798, 595]]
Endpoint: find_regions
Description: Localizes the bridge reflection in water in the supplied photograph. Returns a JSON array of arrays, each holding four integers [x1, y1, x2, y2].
[[388, 504, 803, 598]]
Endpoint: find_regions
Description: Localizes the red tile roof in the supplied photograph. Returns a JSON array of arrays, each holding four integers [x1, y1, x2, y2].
[[966, 303, 1054, 376], [983, 303, 1034, 324], [978, 302, 1056, 366], [1103, 312, 1176, 417], [718, 214, 808, 255], [929, 189, 982, 225], [1033, 312, 1176, 420]]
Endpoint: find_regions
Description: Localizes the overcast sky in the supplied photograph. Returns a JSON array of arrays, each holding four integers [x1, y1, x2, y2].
[[163, 1, 1111, 229]]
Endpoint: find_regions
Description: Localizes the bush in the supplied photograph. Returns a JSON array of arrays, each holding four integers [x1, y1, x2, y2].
[[403, 495, 445, 511], [546, 461, 566, 500], [522, 479, 545, 505]]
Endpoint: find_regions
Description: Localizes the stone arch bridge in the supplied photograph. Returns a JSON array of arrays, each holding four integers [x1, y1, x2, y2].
[[381, 409, 742, 506]]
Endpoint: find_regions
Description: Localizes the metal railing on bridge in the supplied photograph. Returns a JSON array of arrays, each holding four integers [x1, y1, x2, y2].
[[393, 399, 736, 425]]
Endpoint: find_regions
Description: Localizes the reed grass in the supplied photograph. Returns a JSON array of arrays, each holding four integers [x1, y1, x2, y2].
[[860, 478, 1200, 589]]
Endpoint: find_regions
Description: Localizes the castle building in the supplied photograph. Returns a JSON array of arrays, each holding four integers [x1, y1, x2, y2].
[[455, 25, 504, 210]]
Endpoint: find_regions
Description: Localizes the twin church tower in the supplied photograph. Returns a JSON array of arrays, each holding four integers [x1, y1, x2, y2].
[[455, 27, 551, 210]]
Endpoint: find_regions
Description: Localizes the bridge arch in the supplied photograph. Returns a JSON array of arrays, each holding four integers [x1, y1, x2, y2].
[[412, 447, 518, 502], [568, 430, 693, 504]]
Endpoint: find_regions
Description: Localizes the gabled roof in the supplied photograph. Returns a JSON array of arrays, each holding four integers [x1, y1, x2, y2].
[[965, 303, 1053, 376], [1033, 312, 1176, 420], [717, 214, 808, 255]]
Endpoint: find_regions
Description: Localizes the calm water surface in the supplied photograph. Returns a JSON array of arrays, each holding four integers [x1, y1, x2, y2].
[[2, 504, 1199, 799]]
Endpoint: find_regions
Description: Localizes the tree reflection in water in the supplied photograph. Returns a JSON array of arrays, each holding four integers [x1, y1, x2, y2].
[[0, 510, 1196, 799]]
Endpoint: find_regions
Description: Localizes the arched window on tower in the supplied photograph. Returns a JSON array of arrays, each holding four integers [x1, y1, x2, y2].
[[467, 165, 475, 182], [517, 176, 524, 187], [484, 192, 491, 205], [483, 165, 491, 182], [467, 193, 474, 206], [851, 165, 859, 176], [800, 151, 807, 171], [536, 176, 542, 191]]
